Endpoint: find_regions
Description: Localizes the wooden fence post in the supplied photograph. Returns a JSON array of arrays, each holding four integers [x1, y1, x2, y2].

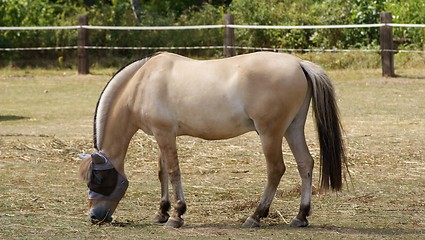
[[380, 12, 395, 77], [224, 14, 235, 58], [78, 14, 89, 75]]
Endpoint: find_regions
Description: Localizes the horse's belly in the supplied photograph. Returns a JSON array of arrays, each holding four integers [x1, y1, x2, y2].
[[175, 111, 255, 140]]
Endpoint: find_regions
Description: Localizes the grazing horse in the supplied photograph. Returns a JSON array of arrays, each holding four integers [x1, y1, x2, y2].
[[78, 51, 346, 228]]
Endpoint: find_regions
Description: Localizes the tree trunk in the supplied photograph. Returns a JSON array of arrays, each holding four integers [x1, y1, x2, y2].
[[129, 0, 142, 22]]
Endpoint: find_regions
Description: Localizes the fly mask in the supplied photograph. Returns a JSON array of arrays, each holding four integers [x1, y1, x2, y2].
[[88, 152, 129, 201]]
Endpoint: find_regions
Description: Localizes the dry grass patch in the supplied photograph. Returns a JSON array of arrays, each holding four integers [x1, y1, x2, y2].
[[0, 67, 424, 239]]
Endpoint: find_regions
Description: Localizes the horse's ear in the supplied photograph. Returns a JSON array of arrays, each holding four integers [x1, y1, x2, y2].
[[91, 153, 105, 164]]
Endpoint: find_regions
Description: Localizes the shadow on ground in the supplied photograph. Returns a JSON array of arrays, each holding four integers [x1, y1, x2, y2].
[[0, 115, 29, 122]]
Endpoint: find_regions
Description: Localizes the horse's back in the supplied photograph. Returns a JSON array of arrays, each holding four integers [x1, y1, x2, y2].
[[131, 52, 309, 139], [143, 52, 306, 100]]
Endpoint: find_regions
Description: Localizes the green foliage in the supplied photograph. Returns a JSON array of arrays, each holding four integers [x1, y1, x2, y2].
[[229, 0, 315, 50], [0, 0, 82, 64], [385, 0, 425, 48], [309, 0, 386, 49], [228, 0, 390, 50], [0, 0, 424, 67]]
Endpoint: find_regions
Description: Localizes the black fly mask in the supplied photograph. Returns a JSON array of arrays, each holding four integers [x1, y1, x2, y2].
[[87, 152, 129, 201]]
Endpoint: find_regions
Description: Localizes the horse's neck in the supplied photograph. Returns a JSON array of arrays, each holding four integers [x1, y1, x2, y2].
[[95, 59, 149, 174], [96, 72, 140, 175], [99, 102, 138, 174]]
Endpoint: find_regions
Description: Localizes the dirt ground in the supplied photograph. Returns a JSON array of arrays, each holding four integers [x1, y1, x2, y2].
[[0, 67, 424, 239]]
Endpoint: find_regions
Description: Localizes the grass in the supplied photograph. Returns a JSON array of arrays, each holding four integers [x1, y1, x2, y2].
[[0, 64, 424, 239]]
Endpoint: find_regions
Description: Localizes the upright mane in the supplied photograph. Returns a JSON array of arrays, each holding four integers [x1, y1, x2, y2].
[[93, 57, 151, 150]]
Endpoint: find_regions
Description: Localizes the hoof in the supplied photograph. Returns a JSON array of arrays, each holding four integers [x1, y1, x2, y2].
[[242, 216, 260, 228], [164, 217, 184, 228], [289, 217, 309, 227], [153, 212, 170, 224]]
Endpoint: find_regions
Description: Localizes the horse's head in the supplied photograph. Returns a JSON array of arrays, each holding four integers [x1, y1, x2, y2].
[[78, 152, 128, 224]]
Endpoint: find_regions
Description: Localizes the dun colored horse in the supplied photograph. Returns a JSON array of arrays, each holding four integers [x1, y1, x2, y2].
[[79, 51, 346, 228]]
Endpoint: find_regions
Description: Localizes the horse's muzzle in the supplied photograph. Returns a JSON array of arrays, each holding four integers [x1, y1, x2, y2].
[[88, 206, 113, 224]]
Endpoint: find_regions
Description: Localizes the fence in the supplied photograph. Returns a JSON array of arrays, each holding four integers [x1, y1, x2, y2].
[[1, 12, 425, 76]]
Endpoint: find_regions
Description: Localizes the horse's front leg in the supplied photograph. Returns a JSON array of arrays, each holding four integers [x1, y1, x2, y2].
[[153, 153, 171, 224], [154, 132, 186, 228]]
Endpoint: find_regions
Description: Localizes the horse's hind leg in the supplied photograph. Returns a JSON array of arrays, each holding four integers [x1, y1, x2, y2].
[[153, 152, 171, 224], [242, 133, 285, 228], [284, 100, 314, 227]]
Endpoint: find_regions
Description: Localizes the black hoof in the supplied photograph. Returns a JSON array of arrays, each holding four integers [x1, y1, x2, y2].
[[242, 216, 260, 228], [289, 217, 309, 227], [164, 217, 184, 228], [153, 212, 170, 224]]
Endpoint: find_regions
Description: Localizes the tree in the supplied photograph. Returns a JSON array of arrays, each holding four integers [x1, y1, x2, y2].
[[129, 0, 143, 22]]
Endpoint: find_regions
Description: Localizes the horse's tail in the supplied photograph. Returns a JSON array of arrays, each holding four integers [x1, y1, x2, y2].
[[300, 60, 347, 191]]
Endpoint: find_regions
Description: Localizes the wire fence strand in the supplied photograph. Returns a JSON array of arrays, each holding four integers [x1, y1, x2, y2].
[[1, 23, 425, 53], [1, 23, 425, 31], [1, 45, 423, 54]]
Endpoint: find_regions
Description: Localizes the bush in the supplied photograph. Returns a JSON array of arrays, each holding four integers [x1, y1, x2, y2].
[[0, 0, 423, 68], [385, 0, 425, 49]]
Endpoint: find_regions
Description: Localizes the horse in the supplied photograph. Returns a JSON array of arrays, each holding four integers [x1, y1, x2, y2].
[[78, 51, 346, 228]]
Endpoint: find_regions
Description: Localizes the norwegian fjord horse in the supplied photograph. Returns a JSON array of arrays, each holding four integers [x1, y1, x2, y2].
[[79, 51, 346, 228]]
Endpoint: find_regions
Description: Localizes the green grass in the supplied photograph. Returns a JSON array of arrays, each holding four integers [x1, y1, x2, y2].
[[0, 66, 424, 239]]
